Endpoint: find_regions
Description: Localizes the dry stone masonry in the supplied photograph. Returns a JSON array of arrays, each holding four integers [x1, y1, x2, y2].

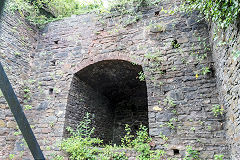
[[0, 3, 38, 158], [0, 0, 240, 159], [210, 23, 240, 159]]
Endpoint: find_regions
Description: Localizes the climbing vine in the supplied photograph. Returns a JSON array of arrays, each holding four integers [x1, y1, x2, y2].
[[182, 0, 240, 29]]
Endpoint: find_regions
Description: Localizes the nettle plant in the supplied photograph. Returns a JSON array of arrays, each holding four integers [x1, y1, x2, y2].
[[183, 145, 200, 160], [58, 113, 167, 160]]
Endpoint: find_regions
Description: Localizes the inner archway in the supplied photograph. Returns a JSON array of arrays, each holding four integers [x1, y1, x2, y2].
[[64, 60, 149, 144]]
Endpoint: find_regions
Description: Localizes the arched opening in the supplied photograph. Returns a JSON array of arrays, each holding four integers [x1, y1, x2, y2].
[[64, 60, 148, 144]]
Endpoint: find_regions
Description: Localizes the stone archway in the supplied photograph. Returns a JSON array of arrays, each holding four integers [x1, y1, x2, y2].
[[64, 60, 149, 144]]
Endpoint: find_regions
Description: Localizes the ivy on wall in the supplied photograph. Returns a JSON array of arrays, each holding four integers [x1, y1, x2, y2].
[[183, 0, 240, 29]]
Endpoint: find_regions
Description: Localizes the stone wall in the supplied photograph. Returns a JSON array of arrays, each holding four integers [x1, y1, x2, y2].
[[0, 2, 38, 159], [0, 0, 235, 159], [64, 75, 113, 143], [30, 1, 229, 158], [210, 23, 240, 159]]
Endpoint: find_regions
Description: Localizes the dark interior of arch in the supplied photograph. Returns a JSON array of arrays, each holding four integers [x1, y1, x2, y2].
[[64, 60, 149, 144]]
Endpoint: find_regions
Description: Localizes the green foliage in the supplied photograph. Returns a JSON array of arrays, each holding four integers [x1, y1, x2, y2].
[[159, 132, 168, 141], [9, 154, 15, 160], [164, 97, 176, 108], [23, 88, 30, 93], [14, 128, 22, 136], [9, 0, 49, 26], [121, 124, 134, 147], [183, 0, 240, 29], [53, 155, 64, 160], [232, 50, 240, 60], [60, 113, 166, 160], [23, 104, 32, 110], [196, 53, 207, 63], [190, 127, 195, 131], [120, 124, 160, 159], [9, 0, 162, 27], [201, 66, 211, 75], [166, 118, 177, 129], [172, 40, 180, 49], [14, 52, 21, 56], [9, 0, 103, 26], [14, 131, 22, 137], [144, 53, 158, 60], [60, 113, 103, 160], [23, 87, 31, 100], [214, 154, 224, 160], [138, 71, 145, 81], [132, 125, 152, 146], [184, 145, 200, 160], [212, 104, 224, 117], [47, 0, 102, 17], [112, 152, 128, 160], [49, 121, 55, 128]]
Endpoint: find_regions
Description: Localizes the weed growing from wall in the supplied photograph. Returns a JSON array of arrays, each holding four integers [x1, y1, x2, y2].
[[212, 105, 224, 117], [183, 145, 200, 160], [58, 113, 167, 160], [57, 113, 226, 159]]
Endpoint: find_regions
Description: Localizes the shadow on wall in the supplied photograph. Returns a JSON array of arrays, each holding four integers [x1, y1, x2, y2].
[[63, 60, 149, 144]]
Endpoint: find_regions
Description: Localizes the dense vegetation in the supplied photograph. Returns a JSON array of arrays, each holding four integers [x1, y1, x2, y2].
[[55, 113, 166, 160], [8, 0, 161, 27], [54, 113, 200, 160], [8, 0, 240, 29], [183, 0, 240, 29], [50, 113, 225, 160], [8, 0, 103, 25]]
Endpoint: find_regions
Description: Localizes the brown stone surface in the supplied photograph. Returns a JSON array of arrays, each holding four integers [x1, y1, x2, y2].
[[6, 121, 17, 129]]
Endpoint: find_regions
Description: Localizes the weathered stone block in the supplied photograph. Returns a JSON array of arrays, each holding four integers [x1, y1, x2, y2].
[[7, 121, 17, 129], [156, 112, 174, 122], [0, 120, 6, 127]]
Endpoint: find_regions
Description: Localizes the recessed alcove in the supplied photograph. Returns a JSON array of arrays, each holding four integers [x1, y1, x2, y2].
[[64, 60, 149, 144]]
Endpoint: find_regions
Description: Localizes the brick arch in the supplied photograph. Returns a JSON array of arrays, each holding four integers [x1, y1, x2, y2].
[[72, 53, 143, 74]]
